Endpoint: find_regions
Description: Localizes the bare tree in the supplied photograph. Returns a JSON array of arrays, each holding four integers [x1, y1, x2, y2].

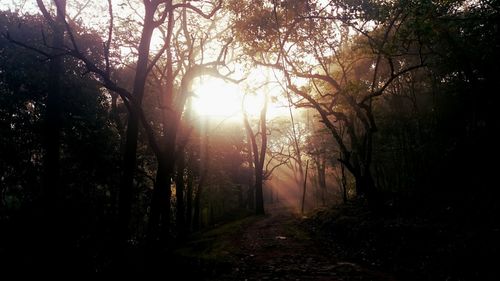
[[242, 91, 268, 215]]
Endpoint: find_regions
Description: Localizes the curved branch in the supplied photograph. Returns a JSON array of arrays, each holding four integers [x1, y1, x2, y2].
[[36, 0, 55, 26], [360, 62, 425, 104], [105, 0, 114, 75], [172, 0, 222, 19]]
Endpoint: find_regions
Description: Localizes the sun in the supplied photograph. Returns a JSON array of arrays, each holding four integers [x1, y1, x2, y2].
[[192, 76, 268, 119], [192, 77, 240, 118]]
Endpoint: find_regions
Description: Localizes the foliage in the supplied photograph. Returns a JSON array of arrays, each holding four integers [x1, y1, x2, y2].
[[0, 10, 122, 272]]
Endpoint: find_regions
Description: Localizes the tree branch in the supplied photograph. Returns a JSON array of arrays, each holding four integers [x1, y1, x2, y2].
[[172, 0, 222, 20], [36, 0, 55, 27], [360, 62, 425, 104]]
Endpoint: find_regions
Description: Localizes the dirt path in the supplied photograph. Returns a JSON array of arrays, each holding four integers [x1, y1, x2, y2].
[[212, 202, 396, 281]]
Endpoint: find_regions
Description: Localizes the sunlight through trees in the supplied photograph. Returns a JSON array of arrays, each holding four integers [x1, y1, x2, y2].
[[1, 0, 499, 277]]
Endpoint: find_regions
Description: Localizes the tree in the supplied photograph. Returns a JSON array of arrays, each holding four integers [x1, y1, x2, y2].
[[282, 109, 308, 210], [265, 113, 310, 209], [304, 122, 332, 205], [35, 0, 66, 215], [231, 0, 427, 202], [243, 91, 268, 215]]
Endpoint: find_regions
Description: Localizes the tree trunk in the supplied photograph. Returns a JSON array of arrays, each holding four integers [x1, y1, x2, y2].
[[193, 119, 209, 231], [41, 0, 65, 213], [285, 89, 305, 210], [301, 159, 309, 214], [160, 147, 176, 242], [256, 99, 266, 215], [246, 134, 255, 210], [175, 149, 186, 237], [119, 114, 139, 241], [360, 169, 377, 203], [255, 170, 265, 215], [185, 169, 193, 233], [341, 162, 348, 204], [147, 156, 171, 244], [247, 182, 255, 210], [192, 177, 203, 232], [340, 153, 375, 202], [209, 203, 215, 226], [238, 185, 244, 208], [243, 92, 268, 215], [149, 8, 194, 241], [316, 159, 327, 206], [37, 0, 66, 271], [119, 8, 156, 242]]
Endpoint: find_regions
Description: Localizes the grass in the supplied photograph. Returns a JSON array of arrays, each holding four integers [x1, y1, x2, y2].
[[282, 217, 311, 241], [175, 215, 259, 262]]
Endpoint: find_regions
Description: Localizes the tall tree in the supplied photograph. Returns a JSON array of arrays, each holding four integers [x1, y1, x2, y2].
[[36, 0, 66, 213]]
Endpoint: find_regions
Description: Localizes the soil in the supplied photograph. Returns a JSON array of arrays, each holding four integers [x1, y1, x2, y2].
[[205, 202, 396, 281]]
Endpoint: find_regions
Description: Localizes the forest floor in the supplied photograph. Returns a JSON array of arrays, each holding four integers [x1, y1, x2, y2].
[[174, 198, 499, 280], [174, 202, 396, 280]]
